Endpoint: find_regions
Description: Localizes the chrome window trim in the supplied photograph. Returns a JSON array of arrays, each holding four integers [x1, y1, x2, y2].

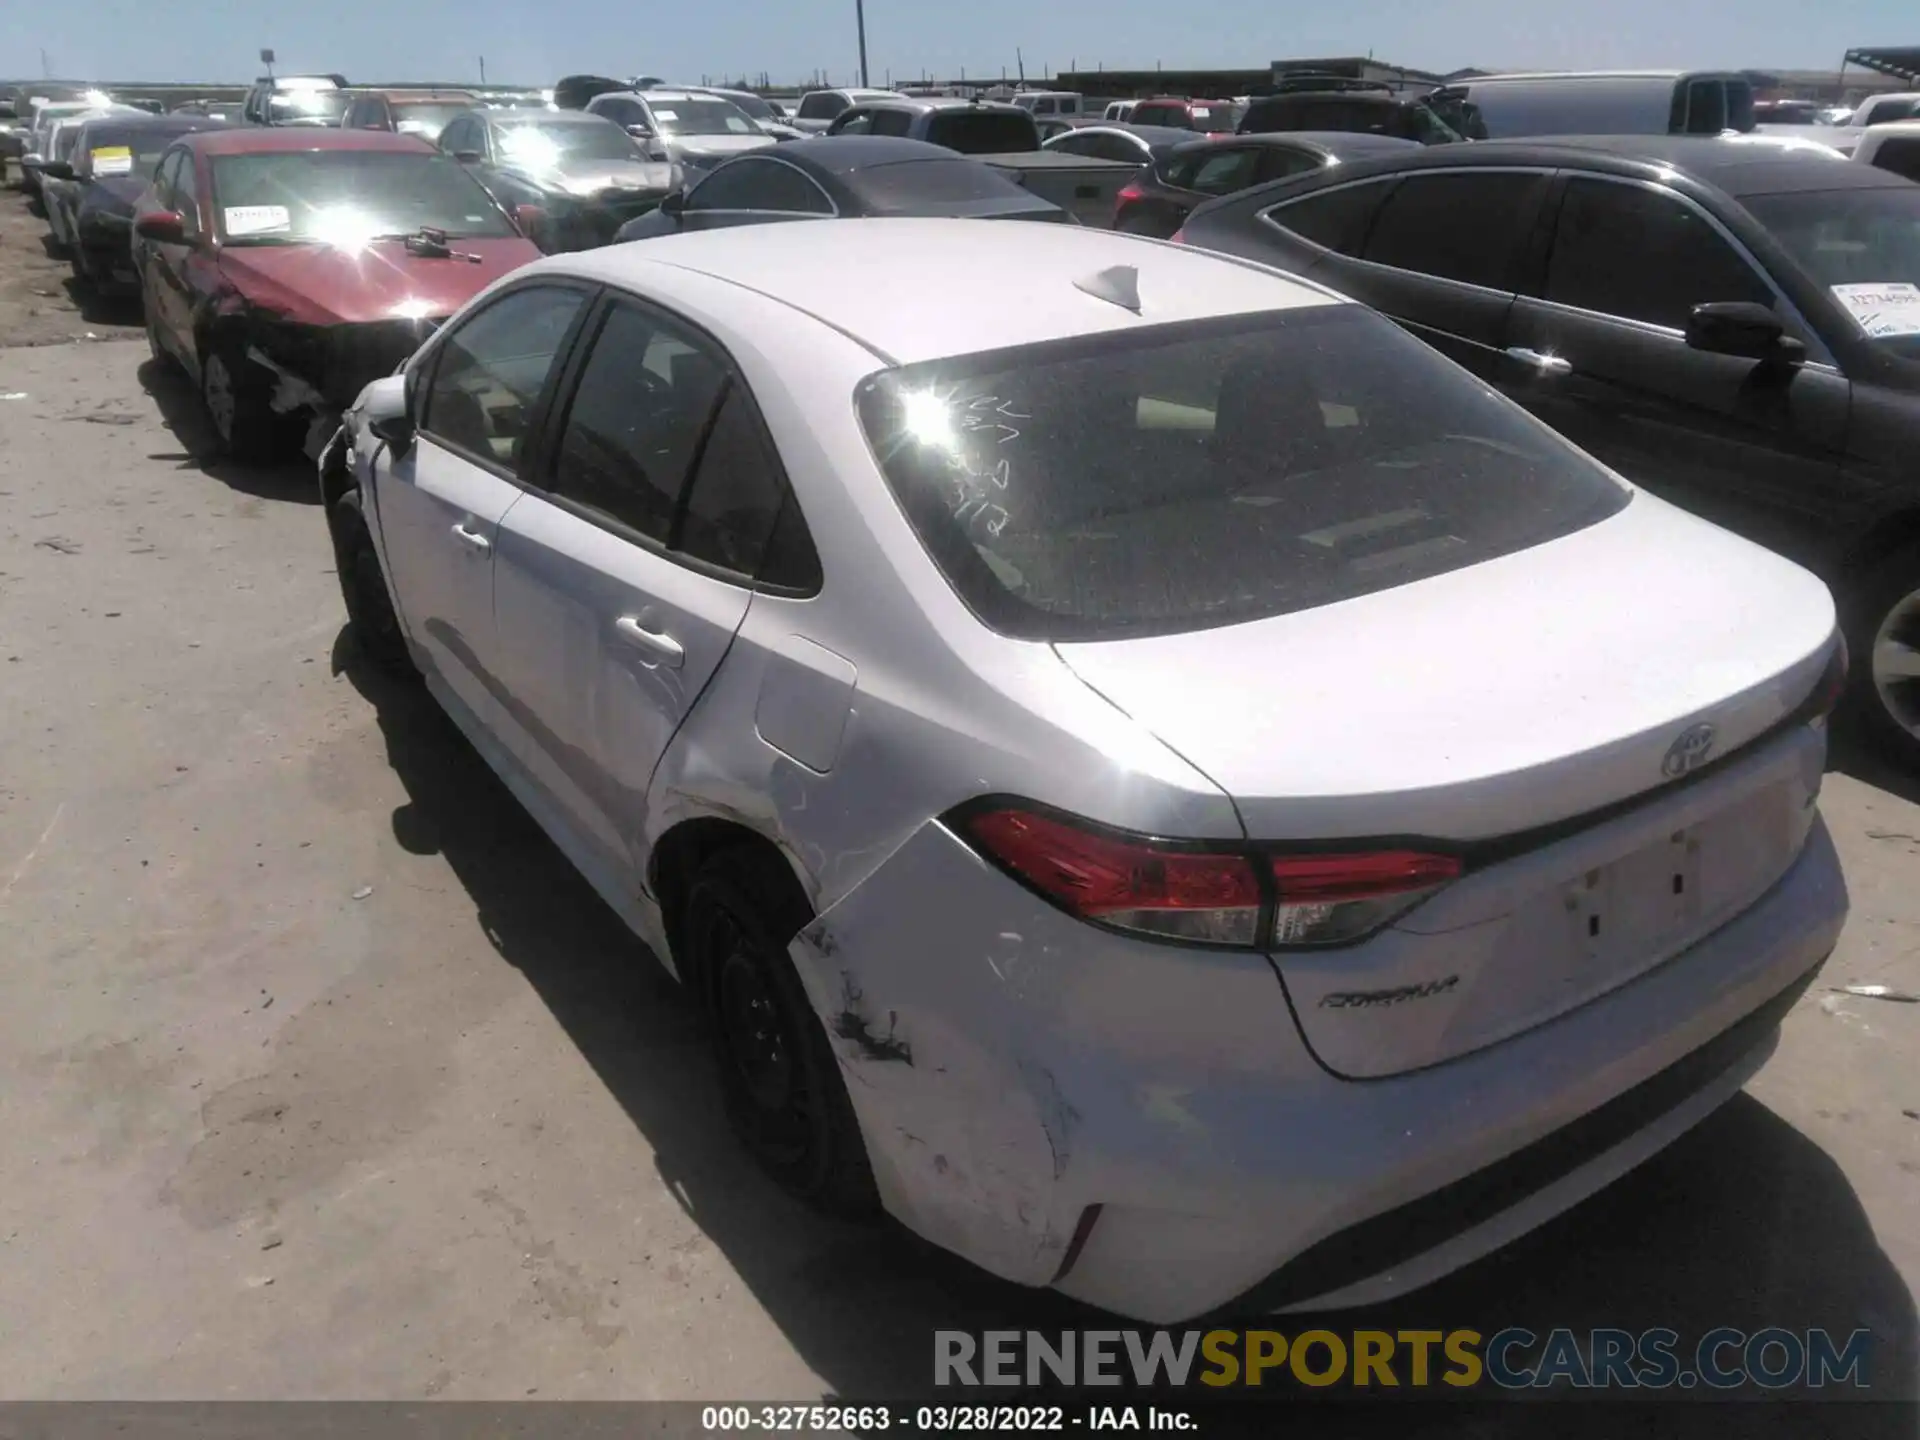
[[685, 154, 839, 218]]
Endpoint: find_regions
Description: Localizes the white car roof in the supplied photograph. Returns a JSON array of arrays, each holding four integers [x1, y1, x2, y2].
[[553, 217, 1341, 364]]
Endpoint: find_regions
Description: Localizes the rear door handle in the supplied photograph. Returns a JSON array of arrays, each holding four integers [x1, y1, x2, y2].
[[614, 615, 685, 669], [1504, 346, 1574, 377], [451, 522, 491, 555]]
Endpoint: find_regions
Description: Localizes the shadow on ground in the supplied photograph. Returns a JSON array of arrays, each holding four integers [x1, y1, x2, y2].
[[335, 631, 1916, 1423], [58, 273, 143, 329], [136, 356, 318, 504]]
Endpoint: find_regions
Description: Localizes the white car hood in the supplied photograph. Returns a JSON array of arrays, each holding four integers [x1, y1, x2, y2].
[[1054, 491, 1837, 842]]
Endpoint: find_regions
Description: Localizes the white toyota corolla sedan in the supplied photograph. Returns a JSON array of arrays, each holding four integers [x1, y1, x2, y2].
[[319, 218, 1849, 1323]]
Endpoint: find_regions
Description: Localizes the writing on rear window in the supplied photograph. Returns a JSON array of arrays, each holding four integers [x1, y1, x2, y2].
[[857, 306, 1629, 642]]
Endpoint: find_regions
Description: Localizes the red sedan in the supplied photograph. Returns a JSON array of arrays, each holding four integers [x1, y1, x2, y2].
[[131, 127, 541, 459]]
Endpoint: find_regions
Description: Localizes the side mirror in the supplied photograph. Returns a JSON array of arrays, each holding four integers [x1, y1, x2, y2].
[[360, 374, 414, 455], [452, 148, 482, 164], [38, 160, 75, 181], [133, 210, 187, 244], [1686, 301, 1806, 364], [21, 153, 44, 171], [513, 202, 547, 236], [624, 122, 653, 138]]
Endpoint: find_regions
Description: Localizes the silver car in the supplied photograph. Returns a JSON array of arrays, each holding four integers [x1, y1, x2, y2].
[[320, 219, 1848, 1323], [585, 89, 776, 175]]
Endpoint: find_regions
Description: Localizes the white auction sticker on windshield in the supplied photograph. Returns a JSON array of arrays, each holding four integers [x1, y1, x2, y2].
[[225, 205, 291, 236], [651, 108, 678, 120], [90, 145, 133, 176], [1832, 282, 1920, 338]]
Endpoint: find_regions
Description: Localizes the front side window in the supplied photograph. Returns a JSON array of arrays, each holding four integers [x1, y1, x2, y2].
[[421, 286, 587, 466], [857, 306, 1628, 641], [1545, 178, 1773, 330], [209, 150, 518, 243], [1360, 172, 1544, 290], [548, 304, 730, 544], [868, 109, 914, 137]]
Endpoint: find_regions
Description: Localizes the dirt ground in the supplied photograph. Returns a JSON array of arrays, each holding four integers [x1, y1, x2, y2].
[[0, 182, 1916, 1414]]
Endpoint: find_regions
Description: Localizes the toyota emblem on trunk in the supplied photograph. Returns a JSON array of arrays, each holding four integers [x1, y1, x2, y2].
[[1662, 723, 1717, 778]]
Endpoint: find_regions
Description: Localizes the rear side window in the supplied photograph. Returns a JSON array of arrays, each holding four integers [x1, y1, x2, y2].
[[1869, 137, 1920, 182], [422, 286, 587, 467], [678, 387, 819, 587], [856, 306, 1628, 642], [1360, 172, 1544, 289], [1265, 179, 1391, 253], [1682, 80, 1727, 135], [1545, 178, 1773, 330], [868, 109, 913, 137], [924, 110, 1037, 154], [1182, 148, 1263, 196], [798, 92, 846, 121], [548, 303, 729, 544]]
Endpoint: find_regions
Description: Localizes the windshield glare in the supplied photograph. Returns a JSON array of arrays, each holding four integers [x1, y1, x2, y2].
[[500, 120, 637, 164], [390, 103, 469, 140], [858, 306, 1629, 641], [651, 97, 758, 135], [210, 151, 516, 243], [1744, 187, 1920, 356], [271, 91, 349, 123]]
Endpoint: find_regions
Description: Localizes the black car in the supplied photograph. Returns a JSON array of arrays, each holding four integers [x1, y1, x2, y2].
[[1110, 130, 1417, 238], [34, 113, 232, 293], [613, 136, 1067, 241], [1240, 88, 1462, 145], [1180, 135, 1920, 760], [437, 109, 681, 250]]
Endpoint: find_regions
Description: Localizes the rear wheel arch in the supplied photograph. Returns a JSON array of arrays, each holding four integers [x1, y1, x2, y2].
[[1840, 509, 1920, 582], [650, 817, 815, 1000]]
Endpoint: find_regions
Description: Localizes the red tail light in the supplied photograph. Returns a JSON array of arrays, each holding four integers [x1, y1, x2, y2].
[[961, 807, 1260, 945], [1117, 183, 1145, 203], [1271, 851, 1462, 947], [954, 805, 1461, 949]]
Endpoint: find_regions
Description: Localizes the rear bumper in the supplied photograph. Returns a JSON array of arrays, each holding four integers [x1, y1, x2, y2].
[[798, 812, 1846, 1323]]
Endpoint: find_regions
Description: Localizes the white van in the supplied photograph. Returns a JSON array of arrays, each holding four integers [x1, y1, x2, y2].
[[1430, 70, 1757, 140], [1011, 90, 1084, 117]]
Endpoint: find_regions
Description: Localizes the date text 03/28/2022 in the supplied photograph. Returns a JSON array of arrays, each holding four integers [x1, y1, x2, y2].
[[700, 1405, 1192, 1431]]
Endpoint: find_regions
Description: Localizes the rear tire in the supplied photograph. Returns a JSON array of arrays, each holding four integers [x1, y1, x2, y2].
[[1843, 541, 1920, 768], [682, 847, 878, 1218], [328, 489, 417, 678]]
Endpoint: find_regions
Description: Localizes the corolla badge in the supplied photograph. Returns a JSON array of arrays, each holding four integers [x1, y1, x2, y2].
[[1662, 723, 1717, 778]]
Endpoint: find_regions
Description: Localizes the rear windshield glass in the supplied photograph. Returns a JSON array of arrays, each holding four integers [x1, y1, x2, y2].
[[856, 306, 1629, 641], [389, 103, 470, 140], [925, 110, 1038, 153], [856, 158, 1039, 208]]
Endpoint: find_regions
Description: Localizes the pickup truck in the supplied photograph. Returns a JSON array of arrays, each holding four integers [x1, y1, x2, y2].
[[821, 96, 1141, 226]]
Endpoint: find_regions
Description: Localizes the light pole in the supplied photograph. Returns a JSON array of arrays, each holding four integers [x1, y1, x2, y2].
[[856, 0, 869, 89]]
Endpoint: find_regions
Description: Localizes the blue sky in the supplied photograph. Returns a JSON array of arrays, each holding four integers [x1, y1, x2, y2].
[[7, 0, 1911, 87]]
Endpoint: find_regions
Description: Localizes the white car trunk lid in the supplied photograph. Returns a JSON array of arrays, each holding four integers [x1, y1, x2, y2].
[[1055, 498, 1837, 1076]]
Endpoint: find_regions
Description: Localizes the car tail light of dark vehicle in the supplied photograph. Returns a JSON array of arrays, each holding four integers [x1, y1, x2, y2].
[[951, 803, 1462, 950]]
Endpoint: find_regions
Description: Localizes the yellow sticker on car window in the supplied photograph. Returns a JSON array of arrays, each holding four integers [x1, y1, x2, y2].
[[91, 145, 133, 175]]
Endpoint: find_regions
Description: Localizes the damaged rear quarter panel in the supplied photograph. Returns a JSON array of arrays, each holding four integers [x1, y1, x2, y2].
[[789, 818, 1303, 1289]]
